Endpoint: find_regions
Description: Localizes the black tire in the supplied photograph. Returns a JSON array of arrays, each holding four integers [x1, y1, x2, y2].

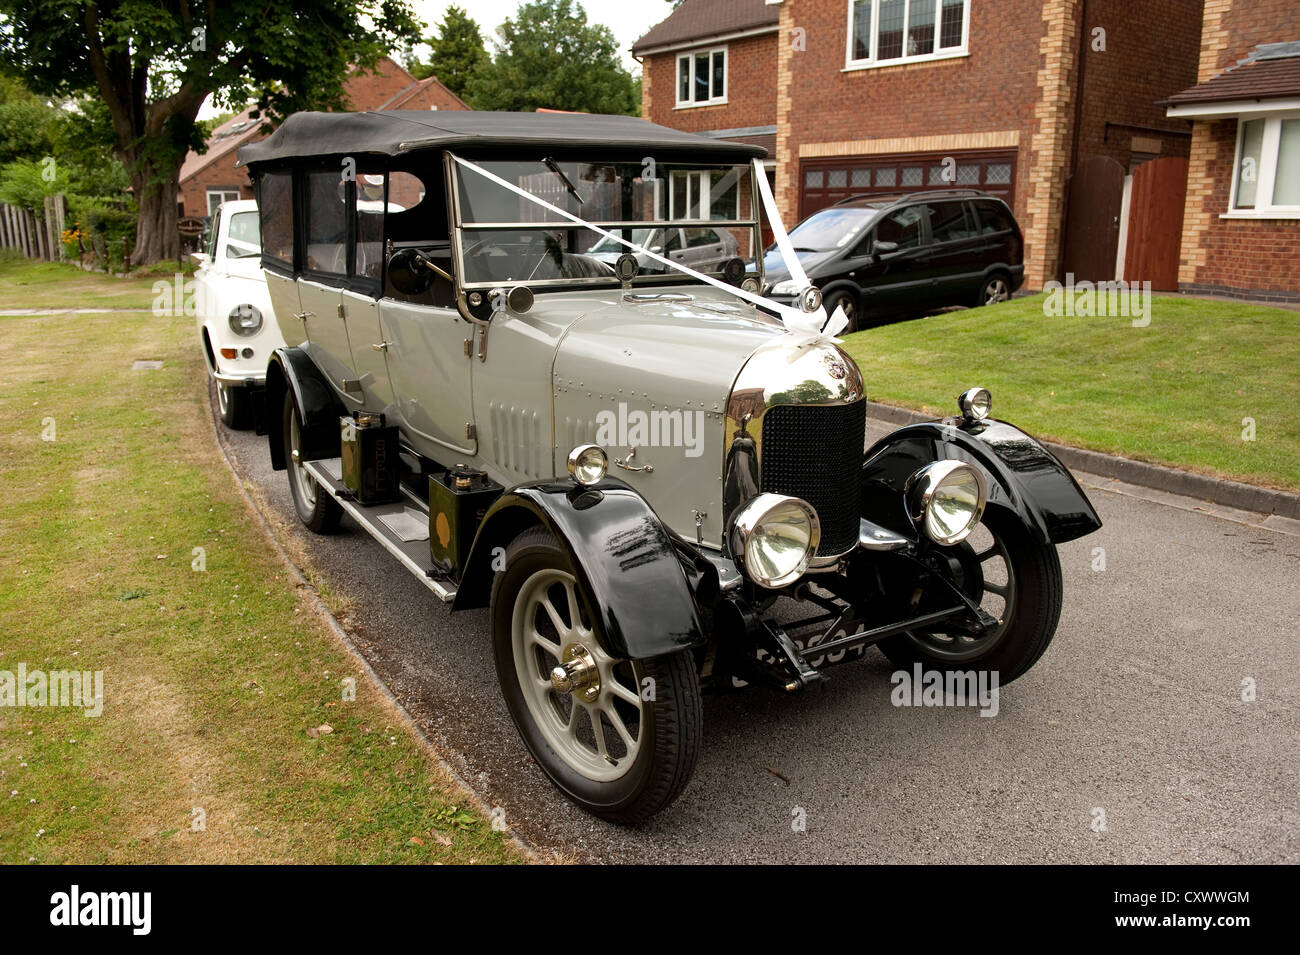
[[878, 508, 1063, 685], [491, 526, 701, 824], [282, 391, 341, 534], [824, 289, 860, 333], [216, 379, 253, 429], [975, 272, 1012, 308]]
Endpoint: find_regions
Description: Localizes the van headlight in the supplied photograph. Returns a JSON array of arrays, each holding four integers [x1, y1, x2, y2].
[[906, 461, 987, 546], [228, 304, 263, 336], [728, 493, 820, 589]]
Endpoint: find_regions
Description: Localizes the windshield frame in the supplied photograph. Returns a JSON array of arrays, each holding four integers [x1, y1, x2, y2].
[[446, 153, 765, 292]]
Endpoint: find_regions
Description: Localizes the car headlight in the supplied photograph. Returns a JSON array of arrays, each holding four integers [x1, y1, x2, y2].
[[770, 279, 801, 296], [906, 461, 987, 546], [566, 444, 608, 486], [958, 386, 992, 421], [228, 304, 263, 337], [728, 493, 820, 589]]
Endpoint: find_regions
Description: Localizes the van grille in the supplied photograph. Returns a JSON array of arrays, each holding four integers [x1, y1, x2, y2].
[[760, 401, 866, 556]]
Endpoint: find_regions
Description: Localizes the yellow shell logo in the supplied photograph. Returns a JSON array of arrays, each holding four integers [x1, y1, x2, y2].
[[435, 511, 451, 549]]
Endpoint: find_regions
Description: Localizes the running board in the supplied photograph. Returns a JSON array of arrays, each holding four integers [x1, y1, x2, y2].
[[303, 458, 456, 603]]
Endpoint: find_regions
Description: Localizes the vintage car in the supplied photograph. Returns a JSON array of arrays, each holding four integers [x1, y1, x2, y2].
[[193, 198, 284, 428], [238, 111, 1101, 824]]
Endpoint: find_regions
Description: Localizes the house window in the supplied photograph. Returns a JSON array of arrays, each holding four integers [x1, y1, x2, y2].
[[1231, 115, 1300, 215], [676, 47, 727, 107], [669, 169, 740, 220], [846, 0, 968, 68], [206, 188, 241, 217]]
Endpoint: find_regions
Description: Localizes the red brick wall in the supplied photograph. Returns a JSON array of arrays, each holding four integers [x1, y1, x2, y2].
[[779, 0, 1047, 263], [642, 32, 778, 132], [1181, 120, 1300, 300], [1072, 0, 1202, 169], [1178, 0, 1300, 298], [180, 155, 254, 218]]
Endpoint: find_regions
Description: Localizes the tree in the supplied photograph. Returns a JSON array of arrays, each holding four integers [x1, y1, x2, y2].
[[466, 0, 638, 115], [0, 1, 420, 266], [410, 4, 487, 100]]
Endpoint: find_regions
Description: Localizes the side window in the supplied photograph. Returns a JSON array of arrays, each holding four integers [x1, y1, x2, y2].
[[225, 211, 261, 260], [383, 167, 453, 307], [975, 200, 1014, 235], [305, 169, 348, 278], [685, 227, 721, 248], [929, 201, 974, 243], [874, 205, 927, 249], [353, 172, 387, 282], [257, 171, 293, 267], [205, 210, 220, 260], [664, 230, 684, 253]]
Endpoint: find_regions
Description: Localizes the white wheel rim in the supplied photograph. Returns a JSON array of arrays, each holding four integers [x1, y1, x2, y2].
[[511, 568, 643, 782], [216, 381, 229, 415], [288, 412, 317, 511]]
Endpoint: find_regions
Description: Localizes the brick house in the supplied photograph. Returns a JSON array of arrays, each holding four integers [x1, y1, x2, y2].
[[178, 57, 468, 219], [1166, 3, 1300, 302], [636, 0, 1204, 290]]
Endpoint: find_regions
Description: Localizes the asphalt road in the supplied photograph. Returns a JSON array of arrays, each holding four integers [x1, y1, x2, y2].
[[216, 393, 1299, 863]]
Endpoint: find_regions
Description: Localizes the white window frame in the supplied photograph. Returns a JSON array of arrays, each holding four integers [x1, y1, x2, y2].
[[206, 188, 241, 217], [668, 170, 740, 220], [675, 46, 728, 108], [1225, 111, 1300, 219], [844, 0, 970, 71]]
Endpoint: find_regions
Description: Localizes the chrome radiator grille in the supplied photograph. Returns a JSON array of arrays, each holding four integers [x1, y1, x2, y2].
[[760, 401, 866, 556]]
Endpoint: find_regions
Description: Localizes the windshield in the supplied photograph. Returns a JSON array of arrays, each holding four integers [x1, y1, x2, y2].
[[226, 211, 262, 258], [779, 206, 877, 253], [452, 158, 760, 288]]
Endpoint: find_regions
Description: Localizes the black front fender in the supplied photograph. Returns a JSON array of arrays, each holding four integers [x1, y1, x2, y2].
[[861, 418, 1102, 544], [264, 347, 343, 471], [451, 478, 706, 660]]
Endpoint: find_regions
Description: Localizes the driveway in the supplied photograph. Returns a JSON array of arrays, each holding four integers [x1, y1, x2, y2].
[[215, 396, 1300, 863]]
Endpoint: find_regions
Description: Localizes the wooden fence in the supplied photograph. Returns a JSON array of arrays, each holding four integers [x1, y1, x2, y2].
[[0, 195, 68, 261]]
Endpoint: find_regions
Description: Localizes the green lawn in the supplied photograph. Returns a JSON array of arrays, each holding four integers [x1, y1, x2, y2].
[[0, 250, 186, 310], [841, 293, 1300, 492], [0, 302, 520, 864]]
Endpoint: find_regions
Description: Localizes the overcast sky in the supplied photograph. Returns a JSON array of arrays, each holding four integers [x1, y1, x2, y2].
[[200, 1, 672, 119]]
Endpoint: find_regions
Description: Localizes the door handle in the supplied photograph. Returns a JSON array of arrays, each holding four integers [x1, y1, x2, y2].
[[614, 447, 654, 474], [371, 341, 392, 352], [292, 311, 314, 321]]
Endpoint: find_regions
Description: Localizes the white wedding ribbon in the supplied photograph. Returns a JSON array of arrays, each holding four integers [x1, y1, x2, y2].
[[449, 153, 847, 347]]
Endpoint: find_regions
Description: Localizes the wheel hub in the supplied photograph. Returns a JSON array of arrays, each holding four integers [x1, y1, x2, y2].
[[550, 643, 600, 702]]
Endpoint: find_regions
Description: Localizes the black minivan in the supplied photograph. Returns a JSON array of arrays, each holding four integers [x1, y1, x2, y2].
[[762, 189, 1024, 330]]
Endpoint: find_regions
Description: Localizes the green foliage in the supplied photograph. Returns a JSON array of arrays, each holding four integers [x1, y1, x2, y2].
[[466, 0, 638, 115], [0, 156, 68, 208], [411, 4, 488, 99]]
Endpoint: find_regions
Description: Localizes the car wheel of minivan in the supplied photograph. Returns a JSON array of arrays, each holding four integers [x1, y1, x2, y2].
[[282, 392, 341, 534], [824, 290, 859, 333], [492, 526, 701, 825], [977, 273, 1012, 307], [216, 380, 253, 430]]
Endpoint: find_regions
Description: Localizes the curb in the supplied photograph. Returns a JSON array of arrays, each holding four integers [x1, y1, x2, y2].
[[865, 401, 1300, 521]]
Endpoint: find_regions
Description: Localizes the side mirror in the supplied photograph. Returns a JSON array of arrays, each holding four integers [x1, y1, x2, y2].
[[190, 252, 211, 267], [387, 247, 443, 296], [872, 240, 899, 257]]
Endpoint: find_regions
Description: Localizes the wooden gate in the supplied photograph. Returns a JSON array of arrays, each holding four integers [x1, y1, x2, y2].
[[1061, 156, 1125, 282], [1123, 156, 1188, 291]]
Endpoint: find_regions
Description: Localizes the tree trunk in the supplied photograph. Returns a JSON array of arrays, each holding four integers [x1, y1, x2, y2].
[[130, 161, 181, 268]]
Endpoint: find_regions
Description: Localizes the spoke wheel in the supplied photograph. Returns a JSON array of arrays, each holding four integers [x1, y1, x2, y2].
[[492, 527, 701, 824], [980, 275, 1011, 306], [282, 391, 341, 533], [878, 508, 1062, 685], [512, 567, 644, 782]]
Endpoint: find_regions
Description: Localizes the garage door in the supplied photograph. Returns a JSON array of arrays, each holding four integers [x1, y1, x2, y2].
[[799, 149, 1017, 219]]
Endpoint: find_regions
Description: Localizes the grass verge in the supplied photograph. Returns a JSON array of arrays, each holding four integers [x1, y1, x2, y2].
[[0, 304, 521, 864], [841, 293, 1300, 492]]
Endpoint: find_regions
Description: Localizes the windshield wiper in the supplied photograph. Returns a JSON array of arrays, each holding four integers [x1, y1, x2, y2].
[[543, 157, 585, 207]]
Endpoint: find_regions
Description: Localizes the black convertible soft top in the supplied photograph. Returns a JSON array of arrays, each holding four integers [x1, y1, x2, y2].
[[237, 110, 766, 168]]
